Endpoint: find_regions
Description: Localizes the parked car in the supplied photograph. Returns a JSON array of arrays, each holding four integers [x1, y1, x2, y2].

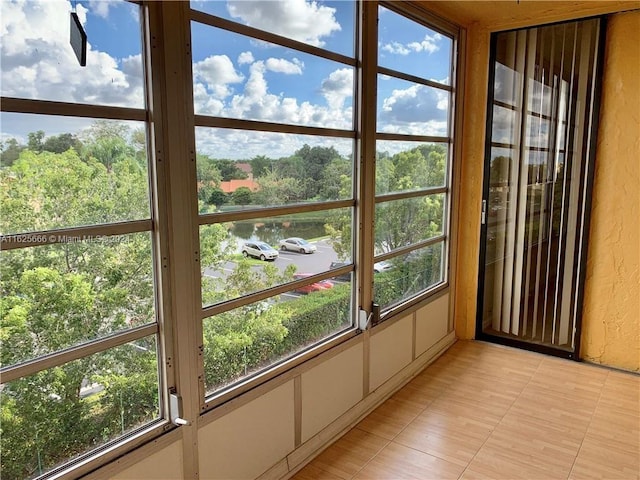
[[241, 241, 279, 261], [279, 237, 317, 254], [329, 261, 352, 282], [292, 273, 334, 294], [374, 260, 394, 273]]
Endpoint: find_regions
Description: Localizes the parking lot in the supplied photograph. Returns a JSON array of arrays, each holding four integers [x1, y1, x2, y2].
[[202, 238, 344, 287]]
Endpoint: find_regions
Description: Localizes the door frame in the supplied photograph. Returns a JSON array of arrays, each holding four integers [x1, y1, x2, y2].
[[474, 17, 608, 361]]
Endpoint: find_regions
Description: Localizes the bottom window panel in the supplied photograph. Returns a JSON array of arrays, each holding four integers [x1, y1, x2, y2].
[[0, 336, 161, 480], [203, 281, 353, 396], [373, 242, 444, 309]]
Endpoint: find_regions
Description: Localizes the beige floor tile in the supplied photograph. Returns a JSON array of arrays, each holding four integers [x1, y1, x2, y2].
[[531, 357, 608, 398], [569, 432, 640, 480], [357, 395, 425, 440], [464, 444, 565, 480], [428, 393, 507, 427], [394, 409, 493, 467], [296, 342, 636, 480], [479, 413, 582, 478], [587, 405, 639, 455], [352, 441, 465, 480], [389, 381, 438, 411], [405, 370, 451, 400], [292, 463, 346, 480], [509, 383, 598, 433], [311, 428, 390, 480], [598, 371, 640, 412]]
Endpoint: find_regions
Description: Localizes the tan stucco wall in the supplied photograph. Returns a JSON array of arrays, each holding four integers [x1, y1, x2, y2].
[[581, 10, 640, 372], [453, 9, 640, 371]]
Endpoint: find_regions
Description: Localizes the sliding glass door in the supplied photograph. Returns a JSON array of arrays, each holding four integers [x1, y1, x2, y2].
[[477, 18, 605, 357]]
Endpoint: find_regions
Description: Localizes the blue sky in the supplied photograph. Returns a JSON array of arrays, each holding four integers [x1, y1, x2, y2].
[[1, 0, 453, 159]]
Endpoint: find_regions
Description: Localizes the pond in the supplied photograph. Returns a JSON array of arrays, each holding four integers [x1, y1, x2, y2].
[[229, 219, 328, 249]]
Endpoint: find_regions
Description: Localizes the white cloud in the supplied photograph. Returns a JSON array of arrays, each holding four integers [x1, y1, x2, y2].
[[320, 68, 353, 110], [75, 3, 88, 25], [193, 55, 244, 99], [90, 1, 115, 19], [193, 60, 352, 132], [408, 33, 442, 54], [379, 84, 449, 136], [226, 0, 341, 47], [195, 127, 353, 160], [381, 42, 410, 55], [265, 57, 303, 75], [381, 33, 442, 56], [0, 0, 143, 108], [237, 51, 255, 65]]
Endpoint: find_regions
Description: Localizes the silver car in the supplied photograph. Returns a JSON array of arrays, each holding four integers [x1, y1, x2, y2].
[[241, 241, 279, 261], [279, 237, 317, 254]]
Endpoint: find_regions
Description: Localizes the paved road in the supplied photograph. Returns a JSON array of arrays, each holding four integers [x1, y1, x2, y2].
[[202, 238, 343, 280]]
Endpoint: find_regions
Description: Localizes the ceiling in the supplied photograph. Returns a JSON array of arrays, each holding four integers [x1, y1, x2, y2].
[[416, 1, 640, 30]]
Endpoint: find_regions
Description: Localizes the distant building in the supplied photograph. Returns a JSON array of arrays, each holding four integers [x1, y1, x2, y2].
[[219, 178, 259, 193]]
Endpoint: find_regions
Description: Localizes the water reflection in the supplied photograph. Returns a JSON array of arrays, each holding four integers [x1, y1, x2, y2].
[[228, 220, 328, 248]]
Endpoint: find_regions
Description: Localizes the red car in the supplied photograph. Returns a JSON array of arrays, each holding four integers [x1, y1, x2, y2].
[[293, 273, 334, 294]]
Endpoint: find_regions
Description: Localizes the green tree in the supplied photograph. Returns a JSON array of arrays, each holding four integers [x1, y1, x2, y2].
[[249, 154, 273, 177], [42, 133, 83, 154], [254, 171, 304, 206], [231, 186, 253, 205], [216, 159, 248, 181], [27, 130, 45, 153], [207, 187, 229, 207], [319, 157, 351, 200], [0, 127, 156, 479], [0, 138, 25, 166]]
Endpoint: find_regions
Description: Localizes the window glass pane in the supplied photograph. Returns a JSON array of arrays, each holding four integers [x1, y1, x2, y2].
[[195, 129, 353, 213], [494, 61, 522, 107], [1, 114, 150, 234], [191, 22, 354, 129], [0, 0, 144, 108], [203, 282, 352, 395], [378, 6, 451, 85], [373, 242, 444, 308], [491, 105, 518, 145], [200, 208, 353, 307], [0, 336, 160, 480], [526, 115, 550, 148], [376, 141, 447, 194], [190, 0, 355, 57], [0, 233, 154, 367], [377, 75, 449, 136], [527, 78, 553, 116], [374, 195, 444, 253]]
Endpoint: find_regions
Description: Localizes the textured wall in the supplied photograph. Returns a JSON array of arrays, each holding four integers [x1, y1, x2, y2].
[[581, 10, 640, 372], [453, 9, 640, 371]]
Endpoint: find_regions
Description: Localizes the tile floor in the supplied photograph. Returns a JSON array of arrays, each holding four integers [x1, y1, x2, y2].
[[292, 340, 639, 480]]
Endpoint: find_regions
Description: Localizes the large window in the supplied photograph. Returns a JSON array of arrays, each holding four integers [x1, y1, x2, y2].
[[0, 2, 165, 479], [0, 1, 458, 477], [373, 5, 455, 315], [190, 1, 358, 400]]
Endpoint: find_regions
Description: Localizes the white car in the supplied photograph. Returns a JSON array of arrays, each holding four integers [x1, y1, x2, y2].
[[279, 237, 317, 254], [374, 260, 393, 273], [241, 241, 279, 261]]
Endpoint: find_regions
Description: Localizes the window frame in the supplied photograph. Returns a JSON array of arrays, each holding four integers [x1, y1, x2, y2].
[[188, 2, 362, 409], [0, 3, 176, 478], [371, 1, 459, 321]]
